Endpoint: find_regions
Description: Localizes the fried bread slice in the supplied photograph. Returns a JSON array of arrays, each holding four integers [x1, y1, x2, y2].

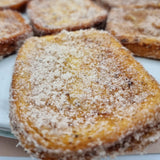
[[27, 0, 107, 36], [10, 29, 160, 160], [107, 8, 160, 59], [0, 9, 32, 57], [0, 0, 29, 11], [95, 0, 160, 9]]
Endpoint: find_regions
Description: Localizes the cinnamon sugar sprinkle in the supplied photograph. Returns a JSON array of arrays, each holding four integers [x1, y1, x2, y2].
[[27, 0, 107, 29], [107, 8, 160, 38], [0, 10, 27, 39], [11, 29, 160, 157]]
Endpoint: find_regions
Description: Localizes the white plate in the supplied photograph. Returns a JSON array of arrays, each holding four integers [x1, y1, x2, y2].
[[135, 57, 160, 82], [0, 54, 16, 133]]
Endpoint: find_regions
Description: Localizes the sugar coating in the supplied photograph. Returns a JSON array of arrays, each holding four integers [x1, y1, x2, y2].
[[27, 0, 107, 29], [0, 10, 30, 39], [100, 0, 160, 8], [10, 29, 160, 159], [0, 10, 32, 56], [107, 8, 160, 38]]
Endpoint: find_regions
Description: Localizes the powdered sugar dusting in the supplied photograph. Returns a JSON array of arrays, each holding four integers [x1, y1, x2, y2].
[[11, 29, 160, 159]]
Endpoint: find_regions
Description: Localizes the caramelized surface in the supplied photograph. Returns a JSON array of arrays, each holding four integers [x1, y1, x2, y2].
[[27, 0, 107, 35], [107, 8, 160, 59], [0, 10, 32, 56], [0, 10, 28, 38], [107, 8, 160, 38], [10, 29, 160, 159]]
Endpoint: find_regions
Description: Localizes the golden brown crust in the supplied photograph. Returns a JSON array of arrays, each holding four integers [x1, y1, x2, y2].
[[27, 0, 107, 36], [10, 29, 160, 160], [122, 43, 160, 59], [0, 9, 32, 56], [0, 0, 29, 11], [107, 8, 160, 59]]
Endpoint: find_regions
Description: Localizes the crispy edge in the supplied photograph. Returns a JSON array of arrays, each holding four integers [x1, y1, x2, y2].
[[0, 10, 33, 56], [10, 32, 160, 159], [27, 0, 107, 36], [107, 30, 160, 59], [10, 100, 160, 160], [120, 38, 160, 59]]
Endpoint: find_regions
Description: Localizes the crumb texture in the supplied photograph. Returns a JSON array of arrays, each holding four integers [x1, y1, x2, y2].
[[10, 29, 160, 159]]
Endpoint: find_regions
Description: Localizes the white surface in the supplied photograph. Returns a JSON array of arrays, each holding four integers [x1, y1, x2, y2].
[[0, 55, 160, 132], [135, 57, 160, 83], [0, 54, 17, 131]]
